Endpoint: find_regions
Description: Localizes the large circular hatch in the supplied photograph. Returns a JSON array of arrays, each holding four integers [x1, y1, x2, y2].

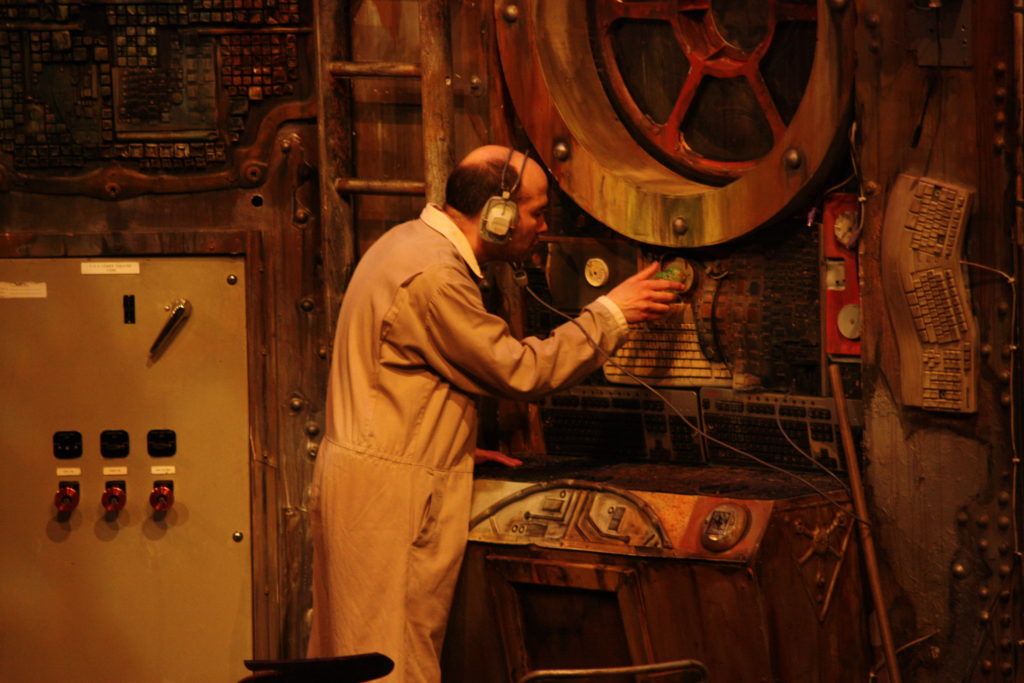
[[495, 0, 854, 247]]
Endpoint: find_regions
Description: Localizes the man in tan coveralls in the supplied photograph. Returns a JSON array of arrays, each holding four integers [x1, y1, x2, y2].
[[307, 146, 683, 681]]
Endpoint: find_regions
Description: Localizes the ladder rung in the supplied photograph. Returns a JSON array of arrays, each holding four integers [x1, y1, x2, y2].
[[335, 178, 426, 196], [328, 61, 421, 79]]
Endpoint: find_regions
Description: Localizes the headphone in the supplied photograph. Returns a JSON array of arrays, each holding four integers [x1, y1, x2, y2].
[[479, 148, 529, 244]]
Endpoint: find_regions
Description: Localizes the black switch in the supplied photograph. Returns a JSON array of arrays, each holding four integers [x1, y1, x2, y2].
[[53, 431, 83, 459], [123, 294, 136, 324], [147, 429, 176, 457], [100, 430, 130, 458]]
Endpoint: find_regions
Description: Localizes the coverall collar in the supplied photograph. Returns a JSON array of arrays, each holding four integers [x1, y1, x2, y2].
[[420, 204, 483, 280]]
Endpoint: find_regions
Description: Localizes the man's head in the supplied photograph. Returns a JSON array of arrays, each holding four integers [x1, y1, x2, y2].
[[444, 145, 549, 262]]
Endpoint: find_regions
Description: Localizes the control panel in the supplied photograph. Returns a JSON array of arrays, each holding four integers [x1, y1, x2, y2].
[[0, 257, 251, 683]]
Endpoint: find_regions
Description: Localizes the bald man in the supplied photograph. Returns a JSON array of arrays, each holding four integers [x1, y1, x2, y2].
[[307, 146, 682, 681]]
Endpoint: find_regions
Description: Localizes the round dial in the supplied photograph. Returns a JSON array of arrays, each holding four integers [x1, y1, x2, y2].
[[700, 502, 751, 552], [837, 303, 861, 340], [584, 257, 611, 287]]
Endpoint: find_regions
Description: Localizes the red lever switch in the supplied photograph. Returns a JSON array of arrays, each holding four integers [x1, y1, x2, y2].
[[54, 484, 80, 513], [149, 483, 174, 512], [102, 483, 127, 513]]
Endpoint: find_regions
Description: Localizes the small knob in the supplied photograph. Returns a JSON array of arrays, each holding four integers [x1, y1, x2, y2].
[[102, 485, 127, 513], [149, 485, 174, 512], [54, 485, 80, 513]]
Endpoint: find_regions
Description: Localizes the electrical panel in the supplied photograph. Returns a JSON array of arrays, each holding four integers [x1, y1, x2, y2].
[[0, 256, 251, 683]]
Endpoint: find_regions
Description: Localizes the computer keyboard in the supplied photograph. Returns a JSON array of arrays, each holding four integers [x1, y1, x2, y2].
[[538, 385, 705, 464], [700, 388, 863, 472], [604, 316, 732, 387], [881, 174, 977, 412]]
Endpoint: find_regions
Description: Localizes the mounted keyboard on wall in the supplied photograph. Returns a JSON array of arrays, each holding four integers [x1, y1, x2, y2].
[[880, 174, 977, 412]]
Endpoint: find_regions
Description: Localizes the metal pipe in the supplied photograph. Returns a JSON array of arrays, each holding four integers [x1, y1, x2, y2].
[[328, 61, 421, 79], [334, 178, 426, 196], [516, 658, 708, 683], [828, 364, 902, 683], [418, 0, 454, 204]]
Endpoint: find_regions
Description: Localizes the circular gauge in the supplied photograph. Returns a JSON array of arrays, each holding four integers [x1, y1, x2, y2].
[[657, 258, 697, 294], [584, 257, 611, 287], [700, 502, 752, 552], [494, 0, 855, 246], [837, 303, 862, 340]]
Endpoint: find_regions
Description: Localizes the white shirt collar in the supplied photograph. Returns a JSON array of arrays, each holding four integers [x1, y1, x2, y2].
[[420, 204, 483, 279]]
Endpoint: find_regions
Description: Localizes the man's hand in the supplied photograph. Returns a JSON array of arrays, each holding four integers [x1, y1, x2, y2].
[[605, 262, 687, 323], [473, 448, 524, 467]]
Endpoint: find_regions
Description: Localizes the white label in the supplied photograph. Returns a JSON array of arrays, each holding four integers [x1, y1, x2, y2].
[[56, 467, 81, 477], [81, 262, 140, 275], [102, 466, 128, 476], [0, 281, 47, 298], [151, 465, 176, 475]]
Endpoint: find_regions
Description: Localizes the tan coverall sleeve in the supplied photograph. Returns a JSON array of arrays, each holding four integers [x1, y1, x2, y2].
[[418, 267, 629, 401]]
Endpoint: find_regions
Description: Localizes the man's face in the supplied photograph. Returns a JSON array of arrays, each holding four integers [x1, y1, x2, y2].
[[506, 163, 549, 261]]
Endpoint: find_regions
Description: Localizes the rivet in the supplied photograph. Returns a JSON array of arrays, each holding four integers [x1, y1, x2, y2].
[[953, 562, 968, 578], [469, 75, 483, 95], [226, 274, 238, 285], [978, 514, 991, 528], [998, 301, 1010, 315], [502, 3, 519, 22], [288, 397, 304, 412], [304, 422, 321, 437], [998, 491, 1011, 506], [105, 182, 121, 199], [295, 208, 311, 224], [981, 609, 991, 623], [1000, 370, 1011, 383], [996, 87, 1008, 101], [1000, 392, 1012, 407], [300, 298, 315, 312], [995, 135, 1006, 152], [318, 345, 330, 359], [671, 217, 688, 235], [997, 515, 1011, 530], [864, 181, 880, 196], [1001, 613, 1012, 627], [243, 162, 265, 184], [552, 139, 571, 162], [865, 13, 881, 28], [1000, 589, 1011, 602], [982, 343, 993, 357], [995, 61, 1008, 76], [868, 39, 880, 53], [783, 147, 803, 169], [1001, 637, 1012, 651], [1001, 661, 1013, 676], [980, 585, 992, 599], [307, 445, 318, 460], [999, 563, 1012, 576], [1002, 345, 1013, 358], [982, 660, 993, 673], [280, 139, 292, 153], [232, 531, 245, 542], [999, 543, 1011, 556], [979, 538, 990, 551], [995, 111, 1007, 126], [957, 510, 971, 524]]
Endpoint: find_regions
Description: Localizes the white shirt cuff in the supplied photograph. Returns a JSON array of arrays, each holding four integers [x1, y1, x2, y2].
[[593, 295, 629, 331]]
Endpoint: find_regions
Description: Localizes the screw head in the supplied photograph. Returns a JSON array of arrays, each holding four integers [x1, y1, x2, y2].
[[552, 140, 571, 161], [226, 274, 238, 285], [783, 147, 803, 169], [671, 217, 688, 235], [232, 531, 245, 542], [503, 4, 519, 22]]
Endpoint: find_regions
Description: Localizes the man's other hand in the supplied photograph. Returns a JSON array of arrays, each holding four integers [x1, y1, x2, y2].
[[473, 448, 524, 467], [605, 262, 687, 323]]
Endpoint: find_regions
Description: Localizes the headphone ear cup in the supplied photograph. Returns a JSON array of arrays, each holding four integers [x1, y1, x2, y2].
[[479, 196, 518, 243]]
